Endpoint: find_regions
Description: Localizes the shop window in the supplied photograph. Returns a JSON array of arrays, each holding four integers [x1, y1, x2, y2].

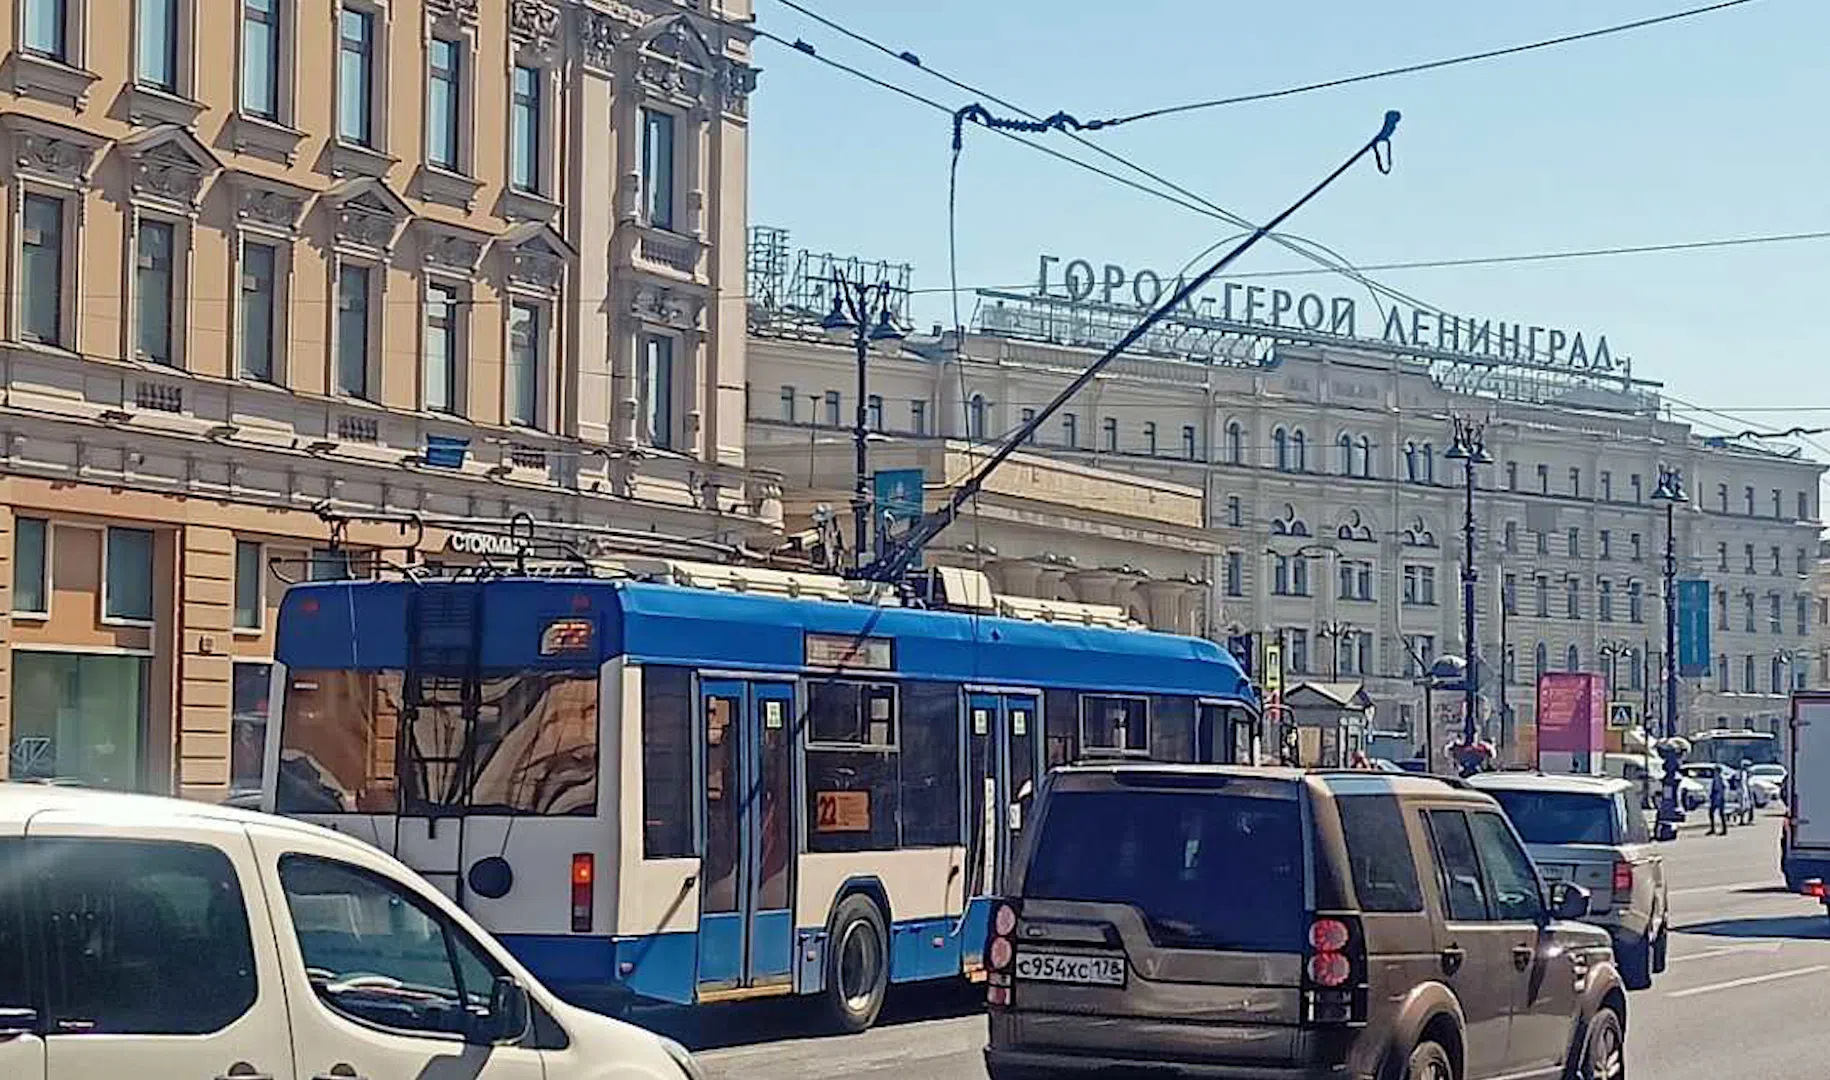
[[11, 652, 149, 790], [230, 662, 271, 793], [899, 681, 962, 847], [12, 517, 48, 616], [103, 527, 155, 623], [39, 838, 257, 1035], [1081, 694, 1148, 752], [641, 665, 694, 858], [234, 540, 263, 630]]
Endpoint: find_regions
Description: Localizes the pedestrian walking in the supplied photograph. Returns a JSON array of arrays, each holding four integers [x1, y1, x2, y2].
[[1708, 766, 1729, 835]]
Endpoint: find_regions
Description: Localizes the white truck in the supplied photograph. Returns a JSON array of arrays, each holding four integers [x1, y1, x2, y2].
[[1783, 692, 1830, 895]]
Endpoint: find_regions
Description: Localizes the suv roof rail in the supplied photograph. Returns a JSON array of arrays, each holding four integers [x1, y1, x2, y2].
[[1312, 769, 1471, 790]]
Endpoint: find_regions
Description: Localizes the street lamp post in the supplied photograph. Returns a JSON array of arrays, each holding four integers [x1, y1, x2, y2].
[[1444, 417, 1493, 747], [1317, 619, 1354, 681], [1652, 466, 1687, 826], [820, 272, 906, 569]]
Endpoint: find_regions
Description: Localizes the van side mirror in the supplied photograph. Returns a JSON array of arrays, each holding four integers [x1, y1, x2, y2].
[[468, 977, 530, 1045], [1548, 881, 1592, 922]]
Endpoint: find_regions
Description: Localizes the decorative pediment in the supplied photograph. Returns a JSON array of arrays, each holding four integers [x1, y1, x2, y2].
[[426, 0, 479, 29], [322, 177, 413, 253], [495, 221, 576, 292], [225, 170, 312, 233], [631, 282, 705, 331], [416, 221, 489, 273], [1, 114, 107, 187], [633, 16, 717, 106], [510, 0, 563, 54], [119, 125, 223, 209], [575, 2, 645, 71]]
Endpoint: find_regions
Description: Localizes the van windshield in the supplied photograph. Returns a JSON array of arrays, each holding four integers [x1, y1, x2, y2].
[[1024, 787, 1305, 952], [1485, 790, 1616, 845]]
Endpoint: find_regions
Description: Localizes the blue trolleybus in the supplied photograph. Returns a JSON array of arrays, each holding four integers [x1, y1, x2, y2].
[[264, 566, 1258, 1030]]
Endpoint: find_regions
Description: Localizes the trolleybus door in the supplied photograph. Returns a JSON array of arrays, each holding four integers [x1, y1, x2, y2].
[[965, 691, 1041, 901], [697, 679, 797, 996]]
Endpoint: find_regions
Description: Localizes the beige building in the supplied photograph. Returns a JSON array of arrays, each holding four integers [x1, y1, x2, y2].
[[0, 0, 771, 799]]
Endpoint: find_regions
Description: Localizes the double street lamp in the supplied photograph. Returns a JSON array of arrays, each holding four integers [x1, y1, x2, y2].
[[1444, 417, 1493, 748], [821, 273, 906, 568], [1651, 465, 1687, 828]]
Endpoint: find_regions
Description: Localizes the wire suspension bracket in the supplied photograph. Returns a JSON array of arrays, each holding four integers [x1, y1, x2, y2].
[[863, 109, 1402, 585]]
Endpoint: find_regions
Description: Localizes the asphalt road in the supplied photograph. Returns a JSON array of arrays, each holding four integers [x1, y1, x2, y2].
[[662, 813, 1828, 1080]]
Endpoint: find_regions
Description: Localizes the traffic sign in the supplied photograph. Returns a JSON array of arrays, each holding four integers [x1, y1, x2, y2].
[[1607, 700, 1638, 730], [1263, 643, 1283, 698]]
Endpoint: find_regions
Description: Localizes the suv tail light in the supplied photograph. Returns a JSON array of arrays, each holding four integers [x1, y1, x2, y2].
[[1804, 879, 1826, 899], [1612, 860, 1634, 896], [986, 900, 1020, 1007], [571, 853, 595, 933], [1303, 914, 1365, 1025]]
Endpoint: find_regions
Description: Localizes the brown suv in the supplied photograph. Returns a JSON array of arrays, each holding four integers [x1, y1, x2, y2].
[[984, 765, 1627, 1080]]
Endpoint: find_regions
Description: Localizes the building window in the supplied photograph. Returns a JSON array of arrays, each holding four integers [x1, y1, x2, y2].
[[1535, 530, 1548, 556], [1631, 533, 1643, 561], [424, 282, 459, 412], [1745, 544, 1757, 574], [506, 302, 543, 429], [309, 548, 352, 580], [1800, 548, 1812, 576], [1717, 542, 1729, 571], [1534, 574, 1549, 617], [1568, 467, 1581, 497], [336, 264, 370, 397], [1224, 552, 1243, 597], [965, 395, 986, 439], [641, 108, 676, 230], [11, 653, 150, 789], [1101, 416, 1118, 452], [12, 517, 48, 616], [1744, 592, 1756, 633], [1062, 412, 1078, 448], [1503, 520, 1517, 552], [1533, 642, 1548, 680], [1716, 483, 1729, 512], [1566, 644, 1580, 672], [1745, 486, 1756, 516], [1800, 491, 1811, 521], [778, 386, 796, 422], [1275, 428, 1290, 470], [1799, 595, 1811, 637], [134, 219, 176, 365], [239, 241, 278, 381], [1402, 565, 1436, 606], [1599, 580, 1613, 622], [1717, 654, 1730, 692], [1629, 580, 1644, 623], [1226, 495, 1242, 528], [1630, 473, 1642, 503], [104, 527, 155, 624], [1338, 433, 1354, 475], [1773, 489, 1783, 518], [136, 0, 180, 91], [1018, 407, 1035, 441], [823, 390, 841, 428], [1567, 527, 1580, 559], [1142, 421, 1157, 455], [1565, 577, 1580, 620], [337, 6, 376, 146], [1536, 463, 1549, 493], [427, 36, 463, 170], [866, 394, 883, 433], [24, 0, 69, 59], [1505, 461, 1518, 490], [1292, 430, 1308, 472], [1601, 471, 1612, 501], [1599, 530, 1611, 560], [242, 0, 282, 119], [910, 399, 926, 435], [1772, 546, 1784, 576], [1225, 421, 1243, 464], [231, 662, 272, 792], [1406, 635, 1437, 678], [21, 192, 66, 348], [1716, 588, 1729, 631], [1743, 655, 1756, 693], [1770, 593, 1783, 634], [234, 540, 263, 630], [637, 333, 673, 448], [1182, 425, 1197, 460], [510, 65, 542, 193], [1287, 630, 1309, 676]]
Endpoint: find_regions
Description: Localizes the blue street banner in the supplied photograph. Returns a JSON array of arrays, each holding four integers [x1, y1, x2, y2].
[[873, 468, 925, 528], [1676, 579, 1711, 677]]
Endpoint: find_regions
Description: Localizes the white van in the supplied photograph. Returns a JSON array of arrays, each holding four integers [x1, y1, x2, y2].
[[0, 783, 703, 1080]]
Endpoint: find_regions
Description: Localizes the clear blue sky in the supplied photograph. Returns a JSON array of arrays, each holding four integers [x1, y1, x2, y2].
[[748, 0, 1830, 456]]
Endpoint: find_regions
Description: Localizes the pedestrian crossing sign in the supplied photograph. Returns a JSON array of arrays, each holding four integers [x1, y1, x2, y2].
[[1607, 701, 1637, 730]]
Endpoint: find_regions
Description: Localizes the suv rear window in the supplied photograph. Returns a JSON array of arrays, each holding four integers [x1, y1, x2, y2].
[[1485, 790, 1617, 845], [1337, 795, 1423, 912], [1024, 788, 1305, 952]]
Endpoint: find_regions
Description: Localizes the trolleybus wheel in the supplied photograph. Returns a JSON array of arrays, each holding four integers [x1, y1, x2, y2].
[[822, 894, 889, 1033]]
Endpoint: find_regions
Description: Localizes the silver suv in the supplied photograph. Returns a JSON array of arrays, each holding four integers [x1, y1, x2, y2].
[[1468, 772, 1668, 989]]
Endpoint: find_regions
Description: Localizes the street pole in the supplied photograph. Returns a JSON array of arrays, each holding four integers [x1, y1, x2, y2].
[[1498, 581, 1511, 754], [1446, 417, 1492, 750], [851, 324, 869, 567], [1653, 466, 1687, 831], [819, 273, 906, 570]]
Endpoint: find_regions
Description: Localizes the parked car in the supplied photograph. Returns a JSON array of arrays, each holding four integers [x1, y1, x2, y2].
[[1749, 763, 1788, 803], [1468, 772, 1669, 990], [982, 765, 1627, 1080], [1681, 763, 1754, 820], [0, 783, 704, 1080]]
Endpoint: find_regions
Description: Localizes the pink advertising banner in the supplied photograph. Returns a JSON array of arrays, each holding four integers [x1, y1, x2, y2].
[[1536, 672, 1607, 756]]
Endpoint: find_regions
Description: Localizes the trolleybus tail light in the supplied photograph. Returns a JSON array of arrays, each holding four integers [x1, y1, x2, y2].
[[1612, 860, 1634, 896], [985, 900, 1020, 1008], [1303, 915, 1364, 1025], [571, 853, 595, 932]]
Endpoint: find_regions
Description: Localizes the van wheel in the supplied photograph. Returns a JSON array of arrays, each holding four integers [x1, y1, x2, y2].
[[1571, 1007, 1625, 1080], [1405, 1040, 1454, 1080], [821, 895, 889, 1033], [1619, 935, 1653, 991]]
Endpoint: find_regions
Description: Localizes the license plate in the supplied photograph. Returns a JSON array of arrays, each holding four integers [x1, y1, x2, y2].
[[1540, 864, 1572, 881], [1014, 951, 1127, 987]]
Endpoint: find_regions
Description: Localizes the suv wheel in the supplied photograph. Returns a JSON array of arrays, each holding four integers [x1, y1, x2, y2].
[[821, 895, 889, 1033], [1651, 925, 1669, 974], [1571, 1007, 1625, 1080], [1405, 1040, 1454, 1080], [1619, 934, 1654, 991]]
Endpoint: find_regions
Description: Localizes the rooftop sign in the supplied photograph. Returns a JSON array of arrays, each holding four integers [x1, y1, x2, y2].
[[1032, 254, 1630, 379]]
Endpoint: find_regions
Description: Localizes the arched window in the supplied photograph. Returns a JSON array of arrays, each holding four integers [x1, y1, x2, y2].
[[1273, 428, 1289, 471], [1357, 435, 1373, 478], [1566, 644, 1581, 672], [1338, 433, 1354, 476], [1421, 442, 1435, 484], [1534, 642, 1549, 679], [1773, 656, 1787, 695], [1292, 429, 1308, 472], [967, 394, 987, 439], [1404, 441, 1419, 482], [1226, 421, 1244, 464]]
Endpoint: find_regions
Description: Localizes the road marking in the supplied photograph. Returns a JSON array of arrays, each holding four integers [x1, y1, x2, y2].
[[1666, 942, 1783, 964], [1670, 880, 1778, 896], [1664, 964, 1829, 999]]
